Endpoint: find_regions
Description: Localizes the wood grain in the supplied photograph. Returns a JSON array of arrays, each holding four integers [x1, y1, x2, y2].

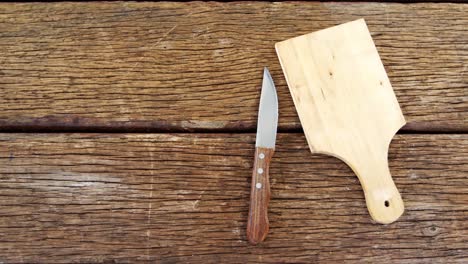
[[0, 133, 466, 263], [276, 19, 406, 224], [247, 147, 274, 244], [0, 2, 466, 132]]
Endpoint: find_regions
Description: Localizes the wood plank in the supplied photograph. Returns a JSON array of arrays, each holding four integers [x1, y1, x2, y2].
[[0, 2, 466, 132], [0, 133, 466, 263]]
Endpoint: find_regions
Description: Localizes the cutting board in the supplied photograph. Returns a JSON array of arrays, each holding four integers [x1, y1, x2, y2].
[[275, 19, 405, 224]]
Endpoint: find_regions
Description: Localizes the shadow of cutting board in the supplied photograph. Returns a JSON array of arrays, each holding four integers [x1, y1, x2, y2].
[[276, 19, 406, 224]]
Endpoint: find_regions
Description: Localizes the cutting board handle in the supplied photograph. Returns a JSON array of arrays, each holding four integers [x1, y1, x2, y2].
[[351, 155, 404, 224]]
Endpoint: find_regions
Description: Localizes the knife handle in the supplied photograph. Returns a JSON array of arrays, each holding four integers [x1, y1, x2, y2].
[[247, 147, 274, 245]]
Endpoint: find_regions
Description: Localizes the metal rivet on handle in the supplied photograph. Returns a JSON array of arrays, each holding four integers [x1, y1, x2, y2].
[[259, 153, 265, 159], [257, 168, 264, 174], [256, 183, 262, 189]]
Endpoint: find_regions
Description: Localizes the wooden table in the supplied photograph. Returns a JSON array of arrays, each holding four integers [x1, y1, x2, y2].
[[0, 2, 466, 263]]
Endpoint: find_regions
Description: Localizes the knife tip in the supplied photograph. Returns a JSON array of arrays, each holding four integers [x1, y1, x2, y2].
[[263, 67, 272, 80]]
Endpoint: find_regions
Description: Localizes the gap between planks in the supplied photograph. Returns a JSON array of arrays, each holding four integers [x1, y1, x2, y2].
[[0, 127, 466, 134]]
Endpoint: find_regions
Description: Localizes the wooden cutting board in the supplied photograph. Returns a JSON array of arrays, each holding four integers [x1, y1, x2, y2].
[[275, 19, 406, 224]]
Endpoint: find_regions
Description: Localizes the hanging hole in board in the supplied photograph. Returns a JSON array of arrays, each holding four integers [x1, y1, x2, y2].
[[384, 200, 390, 207]]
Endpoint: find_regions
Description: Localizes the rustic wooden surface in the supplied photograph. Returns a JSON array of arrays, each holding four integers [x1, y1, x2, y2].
[[0, 134, 466, 263], [0, 1, 466, 263], [0, 2, 466, 132]]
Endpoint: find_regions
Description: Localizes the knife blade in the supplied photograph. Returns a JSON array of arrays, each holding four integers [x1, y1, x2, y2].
[[247, 67, 278, 245]]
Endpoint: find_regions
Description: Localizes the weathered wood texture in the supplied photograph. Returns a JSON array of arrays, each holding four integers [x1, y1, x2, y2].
[[0, 2, 466, 132], [0, 134, 466, 263]]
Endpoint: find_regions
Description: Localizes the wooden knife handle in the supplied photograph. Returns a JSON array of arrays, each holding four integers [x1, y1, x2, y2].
[[247, 147, 274, 244]]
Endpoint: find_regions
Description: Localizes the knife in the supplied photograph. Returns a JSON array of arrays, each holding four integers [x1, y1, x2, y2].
[[247, 67, 278, 244]]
